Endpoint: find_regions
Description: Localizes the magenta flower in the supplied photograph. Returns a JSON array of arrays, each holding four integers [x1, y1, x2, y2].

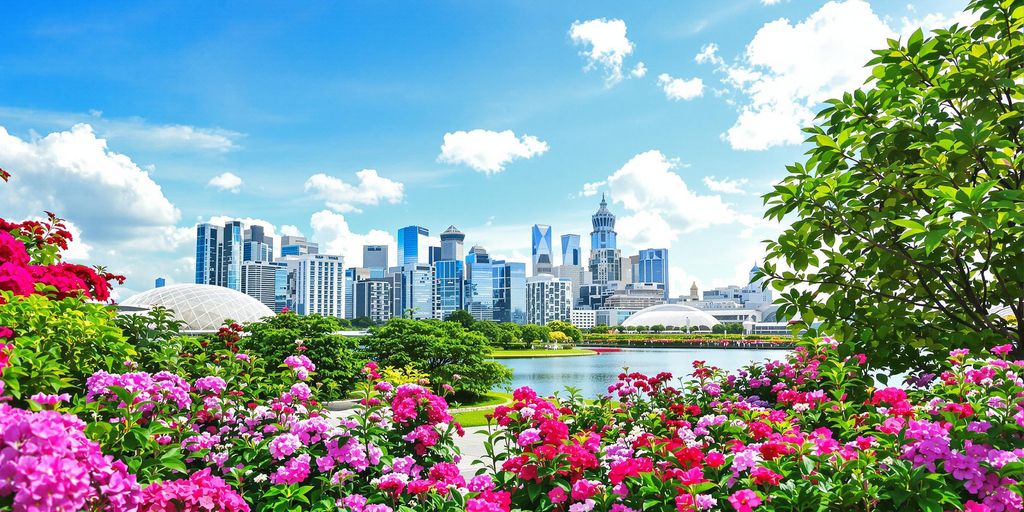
[[728, 489, 762, 512]]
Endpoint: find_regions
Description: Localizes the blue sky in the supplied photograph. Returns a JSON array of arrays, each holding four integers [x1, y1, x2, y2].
[[0, 0, 971, 298]]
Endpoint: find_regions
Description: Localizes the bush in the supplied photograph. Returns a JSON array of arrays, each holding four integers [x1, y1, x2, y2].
[[546, 320, 582, 342], [362, 318, 511, 396], [242, 312, 364, 400]]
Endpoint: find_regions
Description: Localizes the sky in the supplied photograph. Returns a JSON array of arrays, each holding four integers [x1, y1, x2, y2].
[[0, 0, 974, 299]]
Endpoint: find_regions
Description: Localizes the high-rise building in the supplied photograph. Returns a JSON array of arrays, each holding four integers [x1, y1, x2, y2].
[[465, 246, 494, 321], [399, 263, 433, 319], [531, 224, 553, 276], [428, 246, 442, 265], [493, 260, 527, 324], [241, 261, 279, 310], [271, 261, 294, 313], [363, 245, 388, 277], [561, 234, 581, 266], [294, 254, 344, 317], [397, 226, 430, 265], [243, 225, 274, 262], [588, 196, 621, 285], [154, 277, 166, 288], [619, 256, 636, 284], [690, 282, 699, 300], [344, 267, 371, 319], [637, 248, 670, 300], [570, 309, 597, 330], [280, 235, 318, 257], [552, 265, 587, 307], [526, 274, 572, 325], [354, 279, 393, 324], [440, 226, 466, 262], [195, 221, 243, 290], [432, 260, 464, 320]]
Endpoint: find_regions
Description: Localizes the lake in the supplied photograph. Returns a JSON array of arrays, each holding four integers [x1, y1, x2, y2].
[[497, 347, 791, 398]]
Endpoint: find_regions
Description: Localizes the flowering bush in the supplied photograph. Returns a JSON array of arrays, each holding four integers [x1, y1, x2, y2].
[[483, 338, 1024, 511]]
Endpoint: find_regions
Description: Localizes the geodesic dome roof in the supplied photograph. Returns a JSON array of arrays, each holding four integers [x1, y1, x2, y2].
[[621, 304, 720, 329], [120, 284, 273, 333]]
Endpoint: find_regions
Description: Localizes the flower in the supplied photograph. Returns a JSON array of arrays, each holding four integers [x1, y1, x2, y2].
[[139, 468, 249, 512], [991, 344, 1013, 356], [28, 392, 70, 406], [269, 433, 302, 459], [728, 489, 761, 512]]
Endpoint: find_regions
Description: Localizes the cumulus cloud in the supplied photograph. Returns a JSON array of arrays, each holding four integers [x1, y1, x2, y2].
[[304, 169, 404, 213], [569, 18, 636, 86], [207, 172, 243, 193], [703, 176, 749, 194], [308, 210, 397, 268], [579, 180, 606, 197], [657, 74, 704, 101], [631, 62, 648, 78], [437, 129, 549, 174]]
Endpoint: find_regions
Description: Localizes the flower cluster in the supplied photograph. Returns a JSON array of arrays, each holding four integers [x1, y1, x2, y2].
[[139, 468, 249, 512]]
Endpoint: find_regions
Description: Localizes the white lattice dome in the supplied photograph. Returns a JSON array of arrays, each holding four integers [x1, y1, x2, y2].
[[621, 304, 720, 330], [120, 284, 273, 333]]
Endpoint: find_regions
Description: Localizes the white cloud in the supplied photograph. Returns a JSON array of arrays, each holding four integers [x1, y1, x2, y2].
[[304, 169, 404, 213], [281, 225, 304, 237], [308, 210, 397, 268], [437, 129, 549, 174], [569, 18, 636, 86], [761, 0, 784, 5], [703, 175, 749, 194], [898, 9, 980, 38], [695, 43, 723, 66], [657, 74, 704, 101], [207, 172, 243, 193], [631, 62, 648, 78], [579, 180, 606, 197]]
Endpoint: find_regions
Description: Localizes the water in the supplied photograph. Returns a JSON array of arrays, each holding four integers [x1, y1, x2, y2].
[[497, 347, 791, 398]]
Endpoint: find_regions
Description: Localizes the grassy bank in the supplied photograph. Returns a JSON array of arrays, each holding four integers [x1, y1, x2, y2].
[[490, 348, 597, 359], [450, 391, 512, 427]]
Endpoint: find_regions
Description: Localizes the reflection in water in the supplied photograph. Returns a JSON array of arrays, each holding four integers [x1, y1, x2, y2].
[[498, 347, 791, 398]]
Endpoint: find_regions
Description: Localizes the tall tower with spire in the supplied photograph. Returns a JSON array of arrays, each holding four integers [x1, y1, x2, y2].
[[590, 193, 617, 250], [588, 195, 621, 286]]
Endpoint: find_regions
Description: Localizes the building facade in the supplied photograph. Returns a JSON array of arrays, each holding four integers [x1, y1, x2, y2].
[[637, 248, 669, 300], [397, 226, 430, 266], [439, 226, 465, 262], [465, 246, 494, 321], [240, 261, 278, 310], [280, 235, 318, 257], [570, 309, 597, 330], [561, 234, 581, 266], [344, 267, 371, 319], [588, 196, 621, 285], [294, 254, 344, 318], [195, 221, 243, 291], [531, 224, 553, 276], [493, 260, 527, 324], [354, 279, 394, 324], [362, 245, 388, 277], [399, 263, 433, 319], [432, 259, 464, 320], [526, 274, 572, 325]]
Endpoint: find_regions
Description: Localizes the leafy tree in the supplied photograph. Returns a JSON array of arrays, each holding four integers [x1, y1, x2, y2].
[[498, 322, 523, 347], [546, 320, 583, 342], [243, 312, 363, 400], [445, 309, 476, 329], [712, 324, 727, 335], [762, 1, 1024, 371], [590, 324, 610, 334], [549, 331, 571, 344], [650, 324, 666, 334], [519, 324, 551, 347], [362, 318, 511, 396], [726, 323, 745, 335], [352, 316, 375, 329], [471, 320, 518, 349]]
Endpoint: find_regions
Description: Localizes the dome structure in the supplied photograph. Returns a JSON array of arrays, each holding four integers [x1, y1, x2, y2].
[[621, 304, 720, 331], [120, 284, 274, 333]]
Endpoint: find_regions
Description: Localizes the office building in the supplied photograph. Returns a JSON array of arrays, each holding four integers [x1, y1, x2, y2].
[[354, 279, 394, 324], [243, 225, 274, 263], [570, 309, 597, 330], [440, 226, 466, 262], [397, 226, 430, 266], [280, 235, 318, 257], [637, 248, 670, 300], [241, 261, 279, 310], [294, 254, 344, 318], [603, 282, 666, 310], [155, 277, 166, 288], [588, 196, 621, 285], [526, 274, 572, 325], [561, 234, 581, 266], [531, 224, 553, 276], [465, 246, 494, 321], [195, 220, 243, 291], [271, 261, 293, 313], [493, 260, 527, 324], [620, 256, 636, 284], [428, 246, 442, 265], [552, 265, 587, 307], [432, 260, 464, 320], [590, 194, 617, 250], [363, 245, 388, 278], [399, 263, 433, 319], [344, 267, 371, 319]]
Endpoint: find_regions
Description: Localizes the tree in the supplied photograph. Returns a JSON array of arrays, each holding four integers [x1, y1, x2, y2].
[[244, 312, 364, 400], [726, 323, 745, 335], [352, 316, 375, 329], [445, 309, 476, 329], [650, 324, 666, 334], [762, 1, 1024, 371], [471, 320, 520, 349], [712, 324, 726, 335], [546, 320, 583, 342], [520, 324, 550, 347], [590, 324, 610, 334], [362, 319, 511, 396]]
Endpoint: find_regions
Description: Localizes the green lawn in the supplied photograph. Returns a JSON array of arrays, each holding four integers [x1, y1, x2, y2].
[[452, 408, 496, 428], [489, 348, 597, 359], [449, 391, 511, 409]]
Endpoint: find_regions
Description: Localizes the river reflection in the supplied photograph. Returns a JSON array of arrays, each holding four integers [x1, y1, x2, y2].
[[498, 347, 791, 398]]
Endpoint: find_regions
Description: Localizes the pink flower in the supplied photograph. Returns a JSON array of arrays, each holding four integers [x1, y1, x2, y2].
[[269, 433, 302, 459], [28, 392, 70, 405], [140, 468, 248, 512], [0, 231, 30, 266], [548, 486, 568, 504], [728, 489, 761, 512], [0, 262, 35, 297], [991, 344, 1013, 356]]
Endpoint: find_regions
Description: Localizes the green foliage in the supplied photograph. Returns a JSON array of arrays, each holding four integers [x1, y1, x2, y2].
[[362, 318, 511, 396], [712, 323, 746, 335], [762, 1, 1024, 371], [0, 292, 134, 405], [546, 320, 583, 342], [470, 320, 522, 349], [519, 324, 550, 347], [243, 312, 364, 400], [444, 309, 476, 329], [351, 316, 374, 329], [589, 324, 610, 334]]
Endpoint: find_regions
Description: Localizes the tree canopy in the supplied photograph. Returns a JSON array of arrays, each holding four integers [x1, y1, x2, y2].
[[762, 0, 1024, 372]]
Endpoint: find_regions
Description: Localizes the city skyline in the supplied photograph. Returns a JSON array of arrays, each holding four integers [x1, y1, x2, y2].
[[0, 1, 972, 300]]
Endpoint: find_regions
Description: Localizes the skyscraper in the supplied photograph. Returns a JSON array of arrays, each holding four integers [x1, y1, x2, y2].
[[195, 220, 243, 290], [465, 246, 494, 321], [397, 226, 430, 266], [362, 245, 388, 277], [526, 274, 572, 325], [241, 261, 278, 310], [561, 234, 581, 266], [344, 267, 371, 319], [440, 226, 466, 262], [531, 224, 553, 276], [272, 261, 293, 313], [432, 260, 464, 320], [399, 263, 433, 319], [280, 235, 318, 256], [294, 254, 344, 317], [243, 225, 274, 262], [354, 279, 393, 324], [588, 196, 621, 285], [637, 248, 670, 300], [493, 260, 527, 324]]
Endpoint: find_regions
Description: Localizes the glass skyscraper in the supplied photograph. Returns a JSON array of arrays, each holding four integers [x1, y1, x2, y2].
[[440, 226, 465, 261], [397, 226, 430, 266], [531, 224, 553, 275], [637, 248, 670, 300], [588, 195, 621, 285], [195, 220, 243, 291], [362, 245, 388, 278], [465, 246, 494, 321], [561, 234, 581, 266], [432, 260, 464, 320], [400, 263, 433, 319], [492, 260, 527, 324]]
